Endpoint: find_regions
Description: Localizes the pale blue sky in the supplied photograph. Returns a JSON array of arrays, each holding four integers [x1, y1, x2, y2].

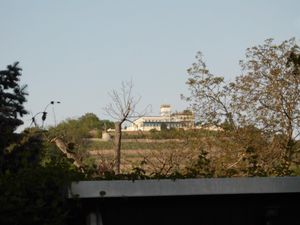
[[1, 1, 300, 128]]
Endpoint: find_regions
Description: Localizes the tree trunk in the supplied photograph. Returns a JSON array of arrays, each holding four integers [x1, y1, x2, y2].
[[114, 122, 122, 174]]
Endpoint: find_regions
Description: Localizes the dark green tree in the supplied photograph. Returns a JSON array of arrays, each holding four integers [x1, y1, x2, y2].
[[0, 62, 28, 170], [0, 62, 27, 146], [3, 128, 44, 173], [0, 63, 84, 225]]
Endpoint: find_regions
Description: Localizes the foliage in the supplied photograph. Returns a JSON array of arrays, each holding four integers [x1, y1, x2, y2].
[[0, 128, 85, 225], [181, 52, 235, 128], [121, 130, 148, 139], [148, 128, 218, 139], [183, 38, 300, 176], [2, 128, 45, 173], [0, 165, 84, 225], [160, 122, 168, 131], [48, 113, 114, 143], [46, 114, 115, 175], [185, 147, 215, 178], [232, 38, 300, 169], [0, 62, 28, 157], [0, 63, 85, 225], [233, 38, 300, 141], [0, 127, 84, 225]]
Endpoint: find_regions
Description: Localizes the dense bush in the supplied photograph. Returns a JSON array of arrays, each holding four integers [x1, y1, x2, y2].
[[0, 165, 84, 225], [48, 113, 114, 143], [0, 128, 85, 225]]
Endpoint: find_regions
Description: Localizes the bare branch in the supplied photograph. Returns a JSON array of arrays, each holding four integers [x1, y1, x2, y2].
[[50, 137, 85, 173]]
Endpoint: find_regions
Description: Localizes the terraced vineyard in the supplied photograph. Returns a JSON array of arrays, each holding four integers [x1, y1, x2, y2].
[[85, 138, 200, 174]]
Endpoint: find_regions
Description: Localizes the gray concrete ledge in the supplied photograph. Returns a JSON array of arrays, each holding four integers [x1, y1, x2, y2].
[[68, 177, 300, 199]]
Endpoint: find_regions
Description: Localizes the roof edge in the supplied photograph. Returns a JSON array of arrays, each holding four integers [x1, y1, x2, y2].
[[68, 177, 300, 199]]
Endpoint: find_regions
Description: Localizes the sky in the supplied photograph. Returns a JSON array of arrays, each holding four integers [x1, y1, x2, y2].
[[1, 0, 300, 129]]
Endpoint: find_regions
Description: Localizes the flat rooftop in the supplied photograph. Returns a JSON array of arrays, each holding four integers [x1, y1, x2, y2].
[[68, 177, 300, 199]]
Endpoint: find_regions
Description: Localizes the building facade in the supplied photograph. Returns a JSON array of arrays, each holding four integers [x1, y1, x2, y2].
[[126, 104, 195, 131]]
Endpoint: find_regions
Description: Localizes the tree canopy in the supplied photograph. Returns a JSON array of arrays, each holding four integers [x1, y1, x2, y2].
[[0, 62, 27, 150], [182, 52, 234, 128], [184, 38, 300, 136], [48, 113, 114, 143], [183, 38, 300, 175], [234, 38, 300, 141], [0, 63, 84, 225]]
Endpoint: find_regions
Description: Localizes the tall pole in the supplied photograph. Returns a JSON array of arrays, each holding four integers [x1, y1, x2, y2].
[[52, 107, 57, 126], [31, 101, 60, 128]]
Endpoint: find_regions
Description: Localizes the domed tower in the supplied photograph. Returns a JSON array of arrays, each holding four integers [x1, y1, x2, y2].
[[160, 104, 171, 117]]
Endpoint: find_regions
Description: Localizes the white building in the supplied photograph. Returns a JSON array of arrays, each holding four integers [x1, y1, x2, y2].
[[126, 104, 195, 131]]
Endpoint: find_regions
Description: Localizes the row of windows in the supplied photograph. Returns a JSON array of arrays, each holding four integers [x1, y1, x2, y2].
[[144, 120, 169, 123], [143, 122, 193, 128], [144, 118, 194, 123], [143, 122, 160, 127]]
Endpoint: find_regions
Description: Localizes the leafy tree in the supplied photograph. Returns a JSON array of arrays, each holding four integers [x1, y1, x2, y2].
[[0, 165, 84, 225], [183, 38, 300, 175], [234, 39, 299, 139], [185, 147, 215, 178], [0, 62, 27, 151], [0, 63, 84, 225], [48, 113, 113, 144], [77, 113, 113, 136], [3, 128, 45, 173], [233, 38, 300, 162], [47, 114, 115, 175], [181, 52, 235, 129]]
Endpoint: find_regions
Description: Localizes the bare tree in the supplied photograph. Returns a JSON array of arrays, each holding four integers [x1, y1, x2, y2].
[[104, 81, 145, 174]]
